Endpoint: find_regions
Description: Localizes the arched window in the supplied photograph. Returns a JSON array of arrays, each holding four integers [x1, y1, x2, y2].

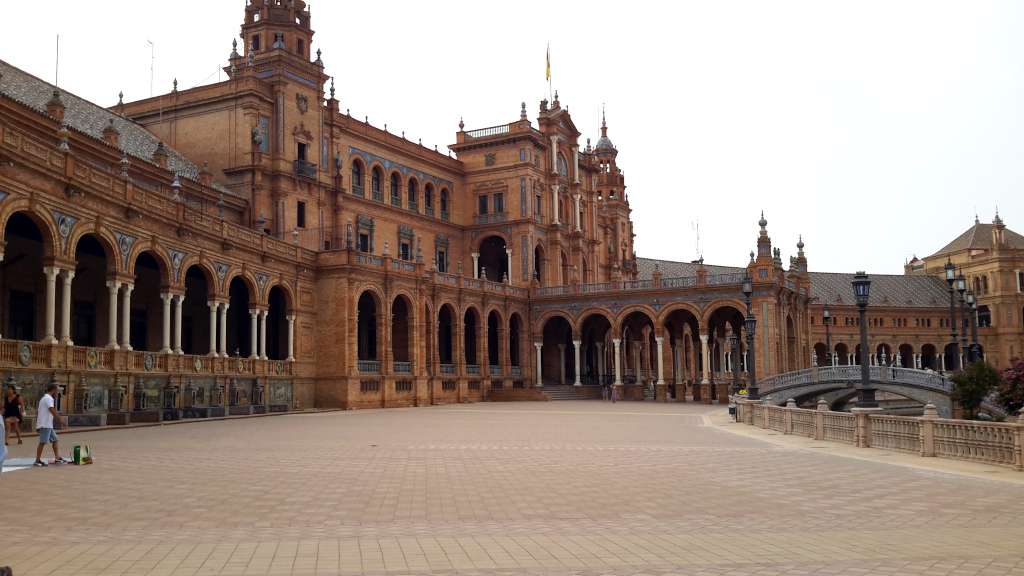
[[408, 179, 418, 205], [352, 162, 362, 187], [983, 275, 989, 294], [557, 153, 568, 177], [440, 189, 449, 213], [390, 173, 400, 200], [425, 183, 434, 208], [371, 167, 382, 192]]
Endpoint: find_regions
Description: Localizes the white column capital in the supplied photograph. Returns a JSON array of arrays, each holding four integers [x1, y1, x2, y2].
[[260, 309, 268, 319], [250, 309, 259, 319], [123, 283, 134, 295], [655, 336, 664, 344], [208, 300, 219, 310], [60, 269, 75, 282], [220, 301, 230, 312], [160, 292, 174, 304], [286, 314, 296, 322], [534, 342, 543, 350], [572, 340, 581, 347], [43, 266, 60, 280], [505, 248, 513, 255], [105, 279, 122, 292]]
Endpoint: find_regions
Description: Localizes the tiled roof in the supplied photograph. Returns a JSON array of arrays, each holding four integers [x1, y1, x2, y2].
[[637, 257, 950, 309], [925, 220, 1024, 259], [636, 257, 744, 278], [808, 272, 949, 308], [0, 59, 236, 197]]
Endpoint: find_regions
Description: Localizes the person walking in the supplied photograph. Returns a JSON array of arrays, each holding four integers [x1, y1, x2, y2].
[[602, 384, 609, 402], [610, 384, 617, 403], [4, 384, 24, 445], [34, 383, 67, 467]]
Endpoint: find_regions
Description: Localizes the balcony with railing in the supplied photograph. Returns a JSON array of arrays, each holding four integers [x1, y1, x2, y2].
[[358, 360, 381, 374], [441, 211, 450, 222], [390, 195, 401, 207], [465, 124, 510, 139], [372, 190, 384, 203], [511, 366, 523, 376], [393, 361, 412, 375], [489, 365, 502, 376], [439, 363, 456, 375], [352, 184, 365, 198], [425, 206, 434, 217], [408, 201, 418, 213], [466, 365, 481, 376], [293, 160, 318, 179]]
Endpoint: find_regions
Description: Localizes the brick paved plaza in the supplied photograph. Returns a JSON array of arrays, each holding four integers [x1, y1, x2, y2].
[[2, 402, 1024, 576]]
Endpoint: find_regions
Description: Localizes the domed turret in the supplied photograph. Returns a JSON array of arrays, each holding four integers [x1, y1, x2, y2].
[[594, 109, 614, 151]]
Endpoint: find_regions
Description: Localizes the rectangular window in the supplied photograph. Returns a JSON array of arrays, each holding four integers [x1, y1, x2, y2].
[[759, 268, 768, 278], [297, 39, 305, 57], [297, 142, 307, 162], [520, 179, 527, 217], [296, 201, 306, 228], [478, 195, 488, 215], [252, 35, 261, 51], [400, 241, 411, 261], [494, 193, 504, 213], [437, 249, 448, 272], [520, 149, 526, 162], [358, 233, 369, 253], [535, 195, 542, 215]]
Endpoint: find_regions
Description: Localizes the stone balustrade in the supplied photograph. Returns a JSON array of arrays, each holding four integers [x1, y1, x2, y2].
[[735, 398, 1024, 470]]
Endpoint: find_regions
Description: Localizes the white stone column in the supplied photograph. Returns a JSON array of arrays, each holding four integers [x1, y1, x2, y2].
[[42, 267, 58, 345], [173, 294, 184, 355], [249, 310, 259, 359], [551, 185, 559, 224], [573, 193, 581, 232], [718, 337, 727, 377], [505, 248, 513, 284], [558, 343, 566, 384], [58, 270, 75, 346], [633, 341, 643, 381], [699, 335, 710, 384], [207, 301, 219, 356], [572, 145, 580, 183], [286, 314, 296, 361], [596, 342, 606, 378], [612, 338, 622, 386], [673, 343, 682, 384], [573, 340, 582, 386], [159, 293, 173, 354], [219, 302, 229, 357], [120, 284, 134, 351], [106, 280, 121, 350], [534, 342, 544, 387], [259, 310, 269, 360], [550, 135, 558, 173], [655, 336, 665, 385], [471, 252, 480, 279], [1016, 269, 1021, 292]]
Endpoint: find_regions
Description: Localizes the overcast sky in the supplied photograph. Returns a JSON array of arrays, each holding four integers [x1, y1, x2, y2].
[[4, 1, 1022, 275]]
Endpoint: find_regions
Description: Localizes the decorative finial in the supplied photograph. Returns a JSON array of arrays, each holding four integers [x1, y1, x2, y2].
[[292, 227, 299, 245], [256, 211, 266, 232], [120, 152, 130, 179], [797, 234, 804, 251], [172, 78, 178, 92], [758, 211, 767, 229], [118, 91, 124, 105], [247, 48, 255, 67], [330, 77, 335, 99], [170, 174, 182, 201], [58, 120, 70, 151], [315, 48, 323, 67], [230, 64, 237, 78], [217, 194, 225, 218], [749, 250, 755, 262], [520, 102, 527, 120], [230, 38, 239, 59], [458, 117, 464, 131]]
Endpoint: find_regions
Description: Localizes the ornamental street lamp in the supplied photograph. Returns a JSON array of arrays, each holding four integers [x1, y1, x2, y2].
[[730, 333, 740, 395], [966, 290, 980, 364], [944, 258, 959, 371], [742, 275, 758, 400], [957, 270, 968, 368], [852, 272, 878, 409], [822, 303, 832, 366]]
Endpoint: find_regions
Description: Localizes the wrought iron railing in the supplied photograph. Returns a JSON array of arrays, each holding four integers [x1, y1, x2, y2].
[[357, 360, 381, 374], [293, 160, 318, 179], [466, 365, 481, 375], [439, 363, 456, 375], [465, 124, 510, 139], [489, 365, 502, 376], [393, 361, 412, 375]]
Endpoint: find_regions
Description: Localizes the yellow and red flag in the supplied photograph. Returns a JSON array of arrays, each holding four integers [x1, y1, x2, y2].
[[546, 44, 551, 80]]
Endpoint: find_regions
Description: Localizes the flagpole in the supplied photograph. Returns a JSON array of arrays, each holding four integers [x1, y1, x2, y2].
[[547, 43, 552, 102]]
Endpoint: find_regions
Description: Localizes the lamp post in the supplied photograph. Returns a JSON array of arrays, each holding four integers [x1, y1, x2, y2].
[[852, 272, 878, 408], [822, 303, 832, 366], [730, 333, 740, 395], [966, 290, 979, 364], [956, 270, 968, 369], [944, 258, 959, 371], [742, 275, 758, 400]]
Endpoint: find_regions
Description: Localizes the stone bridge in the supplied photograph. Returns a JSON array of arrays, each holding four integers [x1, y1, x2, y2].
[[755, 365, 1000, 419]]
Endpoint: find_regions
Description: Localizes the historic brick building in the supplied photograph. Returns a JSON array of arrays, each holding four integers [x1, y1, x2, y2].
[[0, 0, 1021, 420]]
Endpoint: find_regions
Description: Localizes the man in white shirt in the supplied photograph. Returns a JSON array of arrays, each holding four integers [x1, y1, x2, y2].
[[34, 383, 67, 467]]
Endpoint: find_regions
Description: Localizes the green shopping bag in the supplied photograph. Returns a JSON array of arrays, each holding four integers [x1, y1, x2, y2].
[[73, 445, 93, 465]]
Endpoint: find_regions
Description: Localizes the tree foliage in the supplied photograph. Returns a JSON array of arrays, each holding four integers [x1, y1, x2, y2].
[[995, 357, 1024, 418], [950, 361, 1000, 419]]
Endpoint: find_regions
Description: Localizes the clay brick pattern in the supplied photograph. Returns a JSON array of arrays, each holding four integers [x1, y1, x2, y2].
[[2, 402, 1023, 575]]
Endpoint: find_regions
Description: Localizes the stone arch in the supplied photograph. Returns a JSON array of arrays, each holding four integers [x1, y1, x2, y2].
[[357, 289, 382, 362], [223, 269, 260, 303], [265, 279, 296, 311], [391, 292, 415, 364], [67, 224, 120, 273], [437, 302, 457, 364], [176, 256, 218, 293], [533, 309, 575, 337], [508, 311, 525, 367], [898, 343, 915, 368], [656, 302, 704, 326], [125, 240, 172, 283], [611, 304, 658, 334], [699, 299, 749, 327], [0, 200, 60, 257]]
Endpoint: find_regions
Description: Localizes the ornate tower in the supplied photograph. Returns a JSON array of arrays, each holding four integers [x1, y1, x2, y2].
[[593, 111, 634, 279], [234, 0, 318, 67]]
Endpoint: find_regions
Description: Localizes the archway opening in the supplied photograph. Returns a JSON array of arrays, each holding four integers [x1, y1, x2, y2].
[[392, 296, 410, 363], [580, 313, 612, 384], [227, 277, 252, 357], [438, 305, 454, 364], [541, 316, 573, 384], [920, 343, 937, 370], [533, 244, 544, 284], [898, 343, 914, 368], [464, 309, 479, 366], [487, 311, 501, 366], [72, 234, 114, 348], [477, 236, 508, 282], [182, 266, 211, 355], [813, 343, 827, 366], [786, 315, 798, 372], [2, 212, 46, 341], [357, 291, 378, 361], [509, 313, 522, 367], [130, 252, 165, 351], [267, 286, 288, 360], [835, 342, 850, 366], [620, 311, 655, 385]]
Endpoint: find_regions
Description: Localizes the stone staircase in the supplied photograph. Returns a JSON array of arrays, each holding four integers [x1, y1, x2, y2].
[[541, 385, 590, 401]]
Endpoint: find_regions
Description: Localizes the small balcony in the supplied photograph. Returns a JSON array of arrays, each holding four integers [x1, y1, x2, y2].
[[441, 211, 450, 222], [466, 365, 481, 376], [439, 363, 456, 375], [489, 365, 502, 376], [408, 201, 418, 213], [352, 184, 365, 198], [372, 190, 384, 203], [393, 361, 412, 375], [425, 206, 434, 217], [293, 160, 318, 179], [511, 366, 523, 376], [390, 195, 402, 207], [358, 360, 381, 374]]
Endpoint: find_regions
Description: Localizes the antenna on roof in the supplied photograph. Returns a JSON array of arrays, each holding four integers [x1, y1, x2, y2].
[[147, 40, 155, 97], [692, 212, 700, 261], [55, 34, 59, 87]]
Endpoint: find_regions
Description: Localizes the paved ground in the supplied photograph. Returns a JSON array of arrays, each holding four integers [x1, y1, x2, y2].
[[2, 401, 1023, 576]]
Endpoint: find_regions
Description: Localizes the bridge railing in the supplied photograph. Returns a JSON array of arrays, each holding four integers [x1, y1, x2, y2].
[[759, 365, 952, 396], [736, 398, 1023, 470]]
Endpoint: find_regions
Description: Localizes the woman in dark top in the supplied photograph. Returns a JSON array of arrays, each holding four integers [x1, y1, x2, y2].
[[4, 384, 24, 445]]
